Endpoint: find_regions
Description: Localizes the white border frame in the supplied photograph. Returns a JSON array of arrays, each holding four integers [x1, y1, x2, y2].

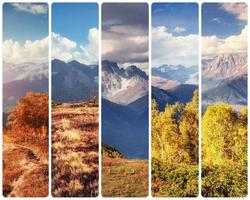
[[0, 0, 249, 199]]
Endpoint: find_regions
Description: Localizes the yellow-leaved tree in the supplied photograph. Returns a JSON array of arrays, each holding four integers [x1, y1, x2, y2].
[[202, 104, 247, 166], [179, 90, 199, 164]]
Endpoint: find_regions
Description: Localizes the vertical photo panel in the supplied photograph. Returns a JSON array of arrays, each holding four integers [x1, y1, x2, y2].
[[202, 3, 248, 197], [51, 3, 99, 197], [101, 3, 149, 197], [151, 3, 199, 197], [2, 3, 49, 197]]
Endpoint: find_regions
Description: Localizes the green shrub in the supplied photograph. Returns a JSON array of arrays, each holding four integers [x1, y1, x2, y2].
[[202, 165, 247, 197], [152, 158, 198, 197]]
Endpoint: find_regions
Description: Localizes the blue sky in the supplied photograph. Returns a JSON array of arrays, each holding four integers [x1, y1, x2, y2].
[[52, 3, 98, 46], [152, 3, 198, 36], [3, 3, 48, 44], [202, 3, 247, 38], [151, 3, 198, 67]]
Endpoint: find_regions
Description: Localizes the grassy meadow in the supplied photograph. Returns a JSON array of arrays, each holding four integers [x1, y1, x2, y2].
[[52, 102, 99, 197], [102, 145, 148, 197]]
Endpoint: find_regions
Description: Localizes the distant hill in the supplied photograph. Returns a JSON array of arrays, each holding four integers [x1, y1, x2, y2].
[[203, 74, 247, 106], [168, 84, 198, 103], [152, 84, 198, 111]]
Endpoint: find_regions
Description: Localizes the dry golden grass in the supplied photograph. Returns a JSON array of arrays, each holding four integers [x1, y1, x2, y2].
[[102, 157, 148, 197], [52, 104, 99, 197], [3, 131, 48, 197]]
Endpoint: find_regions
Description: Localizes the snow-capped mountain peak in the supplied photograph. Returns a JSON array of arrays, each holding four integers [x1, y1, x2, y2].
[[102, 61, 148, 105]]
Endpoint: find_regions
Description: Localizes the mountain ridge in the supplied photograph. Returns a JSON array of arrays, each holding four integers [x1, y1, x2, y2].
[[52, 59, 98, 103]]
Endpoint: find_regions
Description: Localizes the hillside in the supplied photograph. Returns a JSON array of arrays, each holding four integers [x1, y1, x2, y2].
[[102, 97, 148, 159], [52, 102, 99, 197]]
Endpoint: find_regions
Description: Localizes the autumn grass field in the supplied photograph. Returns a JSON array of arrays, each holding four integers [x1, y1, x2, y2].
[[102, 145, 148, 197], [3, 131, 49, 197], [52, 103, 99, 197]]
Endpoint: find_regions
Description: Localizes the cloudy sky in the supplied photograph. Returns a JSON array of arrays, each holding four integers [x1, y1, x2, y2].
[[3, 3, 48, 64], [152, 3, 198, 68], [102, 3, 148, 71], [202, 3, 247, 57], [52, 3, 98, 65]]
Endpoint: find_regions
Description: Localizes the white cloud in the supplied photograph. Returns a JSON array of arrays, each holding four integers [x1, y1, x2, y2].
[[52, 28, 99, 64], [51, 33, 77, 61], [3, 37, 48, 64], [174, 26, 186, 33], [202, 25, 247, 56], [102, 25, 148, 69], [221, 3, 247, 21], [12, 3, 48, 14], [152, 26, 198, 67]]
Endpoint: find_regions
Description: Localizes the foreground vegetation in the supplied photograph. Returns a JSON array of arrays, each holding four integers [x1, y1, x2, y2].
[[151, 90, 199, 197], [202, 104, 247, 197], [52, 102, 99, 197], [3, 92, 48, 197], [102, 144, 148, 197]]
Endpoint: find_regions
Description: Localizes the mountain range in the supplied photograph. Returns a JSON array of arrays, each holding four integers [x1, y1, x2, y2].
[[202, 53, 247, 111], [151, 64, 198, 111], [52, 59, 98, 103], [101, 60, 148, 159], [152, 64, 198, 85]]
